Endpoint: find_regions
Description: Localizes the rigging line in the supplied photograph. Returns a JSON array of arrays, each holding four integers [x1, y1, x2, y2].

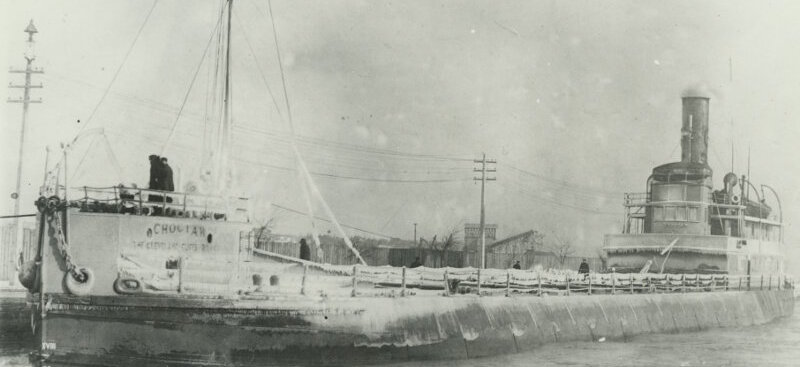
[[73, 0, 160, 139], [159, 8, 226, 157], [499, 180, 621, 216], [234, 3, 286, 122], [270, 204, 393, 239], [265, 0, 365, 265], [500, 163, 623, 196], [235, 157, 470, 183], [266, 0, 295, 135]]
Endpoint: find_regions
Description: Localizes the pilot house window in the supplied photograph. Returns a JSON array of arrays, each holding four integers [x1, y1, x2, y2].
[[654, 205, 700, 222]]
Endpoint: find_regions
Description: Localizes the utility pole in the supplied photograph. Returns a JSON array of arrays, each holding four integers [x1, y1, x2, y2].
[[473, 153, 496, 269], [8, 20, 43, 283]]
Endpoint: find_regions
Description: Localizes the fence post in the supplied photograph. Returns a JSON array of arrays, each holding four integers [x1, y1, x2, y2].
[[351, 265, 358, 297], [760, 274, 764, 290], [724, 275, 729, 292], [300, 265, 308, 295], [629, 273, 634, 294], [506, 270, 511, 297], [695, 274, 700, 291], [401, 266, 406, 297], [611, 269, 616, 295], [476, 268, 482, 296], [443, 269, 449, 297], [182, 193, 187, 216], [681, 274, 686, 293], [738, 276, 742, 291], [566, 274, 570, 296], [710, 275, 715, 292], [538, 272, 543, 297], [768, 274, 772, 290], [747, 275, 751, 291]]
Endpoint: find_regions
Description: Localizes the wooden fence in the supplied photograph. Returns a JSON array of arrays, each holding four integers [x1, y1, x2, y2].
[[254, 236, 602, 271]]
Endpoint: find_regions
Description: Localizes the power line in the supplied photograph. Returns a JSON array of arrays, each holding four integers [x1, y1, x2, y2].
[[270, 203, 393, 239], [75, 0, 160, 136]]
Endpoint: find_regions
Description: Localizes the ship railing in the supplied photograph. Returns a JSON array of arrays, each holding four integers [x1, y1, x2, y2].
[[67, 185, 249, 221], [127, 251, 794, 297], [347, 266, 794, 298], [624, 192, 650, 207]]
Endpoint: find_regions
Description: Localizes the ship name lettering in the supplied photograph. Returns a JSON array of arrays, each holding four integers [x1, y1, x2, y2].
[[152, 223, 206, 236]]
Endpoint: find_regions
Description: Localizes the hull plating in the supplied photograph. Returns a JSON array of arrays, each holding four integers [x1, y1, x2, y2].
[[37, 289, 795, 366]]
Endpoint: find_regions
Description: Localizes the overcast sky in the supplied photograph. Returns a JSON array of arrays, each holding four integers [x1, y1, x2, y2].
[[2, 0, 800, 261]]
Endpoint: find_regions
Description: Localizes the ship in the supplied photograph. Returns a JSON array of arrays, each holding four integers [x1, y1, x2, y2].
[[16, 2, 794, 366]]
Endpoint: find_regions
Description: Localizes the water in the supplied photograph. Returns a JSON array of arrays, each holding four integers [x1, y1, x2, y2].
[[2, 305, 798, 367]]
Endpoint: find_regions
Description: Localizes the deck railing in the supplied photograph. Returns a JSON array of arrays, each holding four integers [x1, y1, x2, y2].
[[68, 185, 249, 221]]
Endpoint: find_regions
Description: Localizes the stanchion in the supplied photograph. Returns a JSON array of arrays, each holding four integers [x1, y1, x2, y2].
[[443, 269, 449, 296], [477, 268, 482, 296], [588, 274, 592, 295], [611, 270, 616, 295], [401, 266, 406, 297], [351, 265, 358, 297], [300, 265, 308, 295], [506, 270, 511, 297], [538, 273, 543, 297], [566, 274, 570, 296], [629, 273, 634, 294]]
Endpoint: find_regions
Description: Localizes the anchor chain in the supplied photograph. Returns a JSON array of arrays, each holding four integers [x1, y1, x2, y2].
[[38, 196, 86, 282]]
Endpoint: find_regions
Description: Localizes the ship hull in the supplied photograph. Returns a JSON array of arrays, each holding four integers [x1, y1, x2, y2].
[[38, 289, 794, 366]]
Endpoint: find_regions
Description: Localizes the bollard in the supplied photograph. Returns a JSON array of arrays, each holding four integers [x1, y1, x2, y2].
[[300, 265, 308, 295], [629, 273, 634, 294], [566, 274, 570, 296], [538, 273, 543, 297], [351, 265, 358, 297], [443, 269, 449, 296], [401, 267, 406, 297], [476, 268, 482, 296]]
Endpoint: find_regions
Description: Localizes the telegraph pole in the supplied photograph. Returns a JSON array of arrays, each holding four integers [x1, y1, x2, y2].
[[473, 153, 496, 269], [8, 20, 43, 280]]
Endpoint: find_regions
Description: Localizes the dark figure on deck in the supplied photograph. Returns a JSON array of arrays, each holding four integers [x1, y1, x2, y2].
[[578, 258, 590, 277], [160, 157, 175, 192], [410, 256, 423, 268], [148, 155, 162, 190], [299, 239, 311, 261], [512, 260, 521, 270], [147, 155, 164, 203]]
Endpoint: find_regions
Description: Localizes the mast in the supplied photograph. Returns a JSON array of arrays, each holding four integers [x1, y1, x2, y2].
[[8, 20, 43, 283], [220, 0, 234, 193]]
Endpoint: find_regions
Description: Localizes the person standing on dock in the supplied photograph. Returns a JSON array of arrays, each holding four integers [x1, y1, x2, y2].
[[578, 258, 590, 278], [512, 260, 521, 269], [299, 239, 311, 261]]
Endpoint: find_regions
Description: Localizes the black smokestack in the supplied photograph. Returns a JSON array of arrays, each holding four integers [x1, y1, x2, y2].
[[680, 96, 710, 165]]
